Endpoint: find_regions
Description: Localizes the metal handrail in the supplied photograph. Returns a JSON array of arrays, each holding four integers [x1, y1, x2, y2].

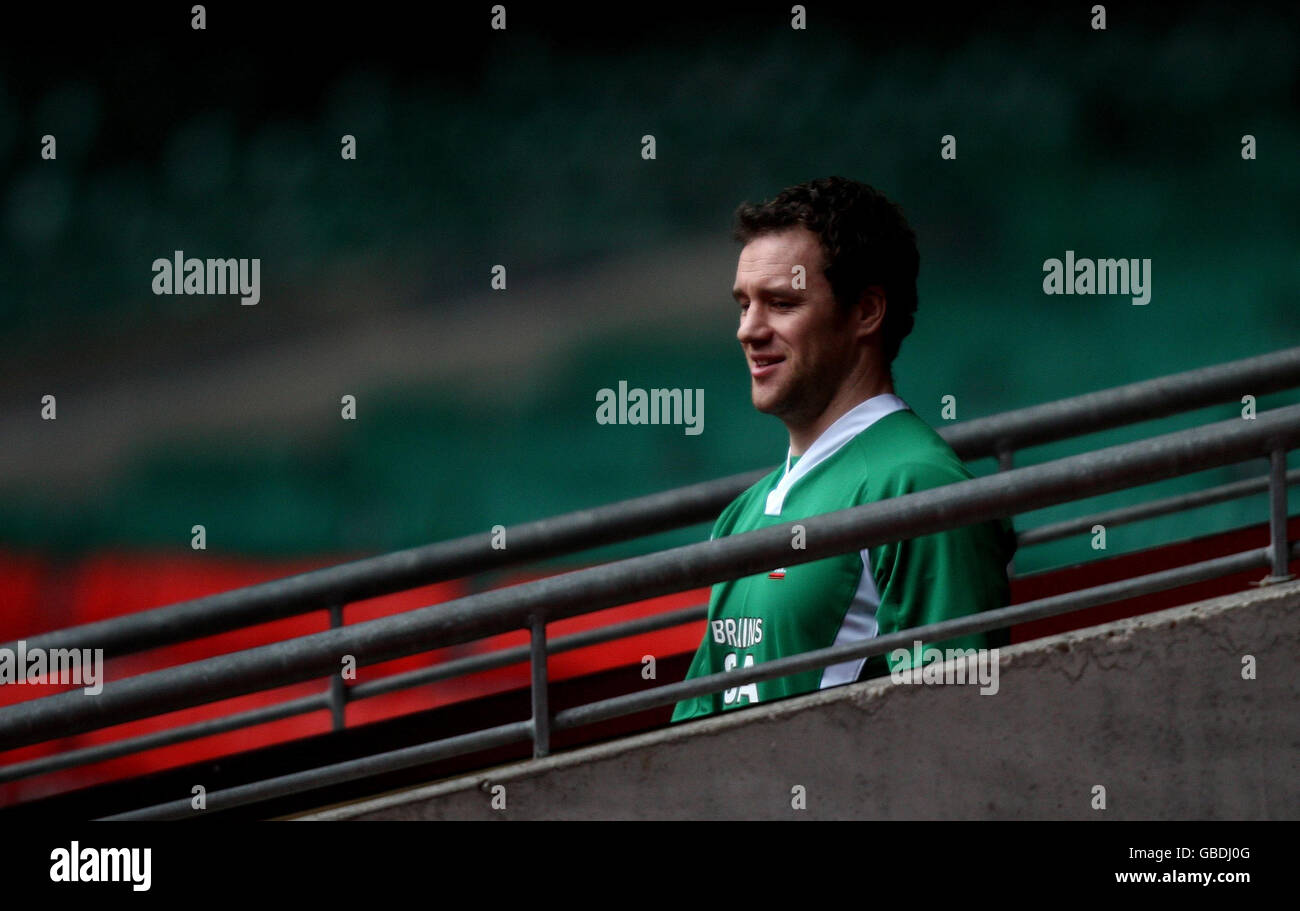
[[8, 460, 1296, 782], [102, 541, 1300, 821], [0, 604, 708, 783], [7, 469, 1298, 781], [13, 460, 1297, 783], [940, 345, 1300, 457], [5, 469, 763, 659], [4, 402, 1298, 755], [1016, 468, 1300, 546], [8, 345, 1298, 662]]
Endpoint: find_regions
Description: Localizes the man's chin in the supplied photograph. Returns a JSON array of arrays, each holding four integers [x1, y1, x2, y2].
[[750, 392, 785, 417]]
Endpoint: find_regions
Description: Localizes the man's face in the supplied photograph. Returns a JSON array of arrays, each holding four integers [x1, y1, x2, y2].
[[733, 227, 859, 428]]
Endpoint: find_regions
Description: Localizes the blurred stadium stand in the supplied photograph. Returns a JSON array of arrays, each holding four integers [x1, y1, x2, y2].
[[1, 4, 1297, 565]]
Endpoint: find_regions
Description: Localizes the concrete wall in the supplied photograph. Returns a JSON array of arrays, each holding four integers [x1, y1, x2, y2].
[[303, 580, 1300, 820]]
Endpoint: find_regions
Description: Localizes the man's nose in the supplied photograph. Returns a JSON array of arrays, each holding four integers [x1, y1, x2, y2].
[[737, 304, 770, 345]]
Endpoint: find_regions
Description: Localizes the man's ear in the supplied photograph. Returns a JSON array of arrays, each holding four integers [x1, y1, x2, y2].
[[855, 286, 887, 339]]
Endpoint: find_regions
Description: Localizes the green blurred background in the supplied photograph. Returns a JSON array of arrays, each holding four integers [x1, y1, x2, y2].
[[1, 2, 1296, 580]]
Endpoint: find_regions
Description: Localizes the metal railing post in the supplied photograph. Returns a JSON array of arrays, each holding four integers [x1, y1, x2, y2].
[[1263, 447, 1295, 583], [328, 605, 347, 731], [997, 446, 1016, 577], [529, 615, 550, 758]]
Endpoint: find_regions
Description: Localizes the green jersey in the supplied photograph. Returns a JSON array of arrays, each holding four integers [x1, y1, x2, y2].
[[671, 394, 1014, 722]]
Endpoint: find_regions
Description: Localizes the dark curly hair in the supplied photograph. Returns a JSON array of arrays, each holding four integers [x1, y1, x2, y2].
[[732, 176, 919, 369]]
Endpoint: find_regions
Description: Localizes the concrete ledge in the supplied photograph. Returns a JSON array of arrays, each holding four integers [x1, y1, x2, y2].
[[302, 580, 1300, 820]]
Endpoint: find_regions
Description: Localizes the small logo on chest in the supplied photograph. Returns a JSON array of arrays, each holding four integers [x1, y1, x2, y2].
[[768, 567, 786, 580]]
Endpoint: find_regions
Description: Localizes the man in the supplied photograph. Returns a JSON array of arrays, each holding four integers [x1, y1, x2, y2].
[[670, 176, 1015, 722]]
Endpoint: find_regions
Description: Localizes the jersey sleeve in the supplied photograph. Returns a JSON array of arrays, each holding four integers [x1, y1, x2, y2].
[[866, 460, 1013, 674]]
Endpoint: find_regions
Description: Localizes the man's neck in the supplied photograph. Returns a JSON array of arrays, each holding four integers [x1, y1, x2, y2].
[[787, 376, 895, 457]]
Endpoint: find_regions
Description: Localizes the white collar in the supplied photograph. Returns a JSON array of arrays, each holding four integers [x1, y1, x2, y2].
[[764, 393, 909, 516]]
